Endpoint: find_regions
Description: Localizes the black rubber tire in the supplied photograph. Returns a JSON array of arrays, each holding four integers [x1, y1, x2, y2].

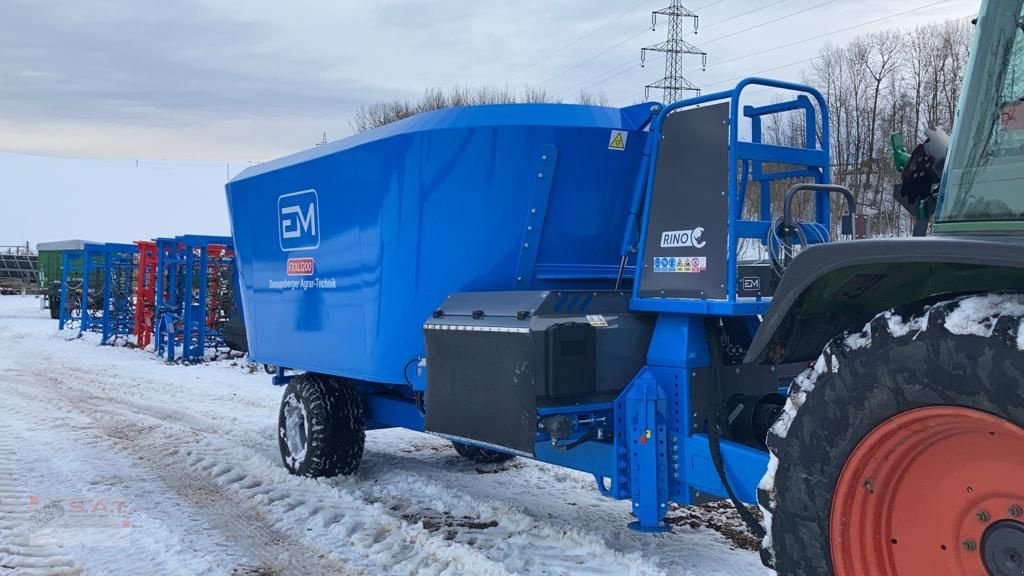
[[221, 314, 248, 354], [278, 373, 365, 477], [452, 441, 515, 464], [760, 295, 1024, 575], [48, 293, 60, 320]]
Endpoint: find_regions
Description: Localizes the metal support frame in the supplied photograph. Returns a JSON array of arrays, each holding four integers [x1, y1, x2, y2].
[[154, 237, 185, 360], [631, 77, 832, 317], [59, 243, 137, 345], [153, 235, 236, 362], [58, 251, 84, 331], [134, 240, 158, 349]]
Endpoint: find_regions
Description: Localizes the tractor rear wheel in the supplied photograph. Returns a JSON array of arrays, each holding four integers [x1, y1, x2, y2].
[[760, 295, 1024, 576], [278, 373, 365, 478], [452, 442, 515, 464]]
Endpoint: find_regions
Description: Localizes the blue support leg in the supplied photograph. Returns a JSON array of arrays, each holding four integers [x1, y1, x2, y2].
[[625, 368, 671, 532]]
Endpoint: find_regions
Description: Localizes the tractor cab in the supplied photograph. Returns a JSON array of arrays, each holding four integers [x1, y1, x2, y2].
[[937, 0, 1024, 231], [893, 0, 1024, 235]]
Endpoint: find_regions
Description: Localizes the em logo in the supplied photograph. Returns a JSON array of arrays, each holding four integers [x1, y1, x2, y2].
[[278, 189, 320, 251]]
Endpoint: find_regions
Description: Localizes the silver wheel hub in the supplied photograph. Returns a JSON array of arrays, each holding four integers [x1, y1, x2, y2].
[[281, 393, 309, 468]]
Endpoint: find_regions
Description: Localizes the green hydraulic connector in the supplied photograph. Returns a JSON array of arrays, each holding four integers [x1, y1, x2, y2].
[[891, 132, 911, 172]]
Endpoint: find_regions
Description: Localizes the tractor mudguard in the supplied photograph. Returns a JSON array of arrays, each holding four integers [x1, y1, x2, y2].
[[746, 235, 1024, 365]]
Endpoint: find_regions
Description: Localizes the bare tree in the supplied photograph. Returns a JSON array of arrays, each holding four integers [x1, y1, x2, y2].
[[796, 17, 971, 237], [350, 86, 576, 133]]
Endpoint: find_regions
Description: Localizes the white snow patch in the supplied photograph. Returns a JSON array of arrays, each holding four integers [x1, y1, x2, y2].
[[0, 296, 768, 576], [884, 309, 929, 338], [770, 354, 828, 441], [843, 322, 872, 350], [944, 293, 1024, 338], [757, 455, 778, 494], [757, 457, 779, 562]]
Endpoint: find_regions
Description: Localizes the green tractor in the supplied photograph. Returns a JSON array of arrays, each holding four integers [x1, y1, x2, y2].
[[754, 0, 1024, 574]]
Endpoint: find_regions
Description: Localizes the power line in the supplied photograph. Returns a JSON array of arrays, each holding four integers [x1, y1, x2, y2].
[[692, 0, 727, 11], [619, 6, 974, 106], [561, 0, 839, 97], [613, 55, 815, 105], [701, 0, 788, 30], [709, 0, 952, 69], [604, 0, 953, 102], [538, 26, 659, 87], [699, 0, 841, 46], [703, 57, 819, 91], [557, 57, 644, 98], [503, 0, 655, 81]]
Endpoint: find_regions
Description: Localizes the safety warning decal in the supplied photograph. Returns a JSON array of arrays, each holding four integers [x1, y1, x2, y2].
[[608, 130, 628, 151], [653, 256, 706, 273]]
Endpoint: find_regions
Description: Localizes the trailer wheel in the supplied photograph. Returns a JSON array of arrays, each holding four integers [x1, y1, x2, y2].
[[278, 373, 365, 477], [221, 315, 248, 354], [48, 292, 60, 319], [452, 442, 515, 464], [760, 295, 1024, 576]]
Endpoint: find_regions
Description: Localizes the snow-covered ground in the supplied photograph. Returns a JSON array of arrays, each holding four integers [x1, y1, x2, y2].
[[0, 296, 767, 576]]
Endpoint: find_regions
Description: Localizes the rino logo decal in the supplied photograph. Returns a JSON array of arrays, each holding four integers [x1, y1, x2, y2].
[[279, 189, 320, 251], [660, 227, 706, 248]]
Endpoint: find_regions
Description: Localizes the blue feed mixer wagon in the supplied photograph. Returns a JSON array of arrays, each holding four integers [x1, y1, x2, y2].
[[227, 7, 1024, 573], [225, 78, 837, 536]]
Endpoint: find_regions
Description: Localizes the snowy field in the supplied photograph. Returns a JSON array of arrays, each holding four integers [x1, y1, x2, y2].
[[0, 295, 767, 576]]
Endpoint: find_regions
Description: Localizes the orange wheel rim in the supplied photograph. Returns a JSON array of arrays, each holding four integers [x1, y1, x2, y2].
[[830, 406, 1024, 576]]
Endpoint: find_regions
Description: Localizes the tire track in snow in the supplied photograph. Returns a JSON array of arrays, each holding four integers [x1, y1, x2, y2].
[[0, 426, 83, 576], [6, 371, 515, 576], [2, 374, 363, 576], [2, 301, 764, 576], [0, 390, 241, 576], [21, 362, 665, 575]]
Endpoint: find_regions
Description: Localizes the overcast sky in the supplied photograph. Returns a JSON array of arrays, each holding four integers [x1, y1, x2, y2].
[[0, 0, 978, 246]]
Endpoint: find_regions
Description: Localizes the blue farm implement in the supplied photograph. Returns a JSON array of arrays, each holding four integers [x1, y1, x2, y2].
[[152, 235, 238, 362], [58, 242, 138, 345], [227, 77, 830, 529], [227, 14, 1024, 571]]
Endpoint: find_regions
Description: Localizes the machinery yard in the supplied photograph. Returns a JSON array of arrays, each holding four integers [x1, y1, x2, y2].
[[4, 0, 1023, 574], [0, 295, 764, 575]]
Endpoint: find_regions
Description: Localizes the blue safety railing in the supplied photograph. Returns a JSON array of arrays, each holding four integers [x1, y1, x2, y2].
[[631, 77, 833, 317]]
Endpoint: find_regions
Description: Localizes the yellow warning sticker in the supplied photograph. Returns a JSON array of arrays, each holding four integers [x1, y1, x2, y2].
[[608, 130, 627, 151]]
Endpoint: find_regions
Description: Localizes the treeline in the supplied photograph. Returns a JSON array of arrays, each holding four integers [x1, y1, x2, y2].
[[350, 86, 609, 133], [762, 18, 972, 236]]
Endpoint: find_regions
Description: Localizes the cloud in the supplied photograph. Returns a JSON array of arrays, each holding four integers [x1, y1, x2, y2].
[[0, 0, 413, 158], [0, 0, 979, 160]]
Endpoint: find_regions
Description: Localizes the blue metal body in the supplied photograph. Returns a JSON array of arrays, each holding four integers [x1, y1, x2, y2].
[[226, 78, 833, 531], [58, 242, 137, 345], [227, 102, 655, 383]]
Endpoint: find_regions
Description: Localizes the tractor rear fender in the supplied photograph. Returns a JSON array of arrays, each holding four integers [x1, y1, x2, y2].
[[746, 235, 1024, 365]]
